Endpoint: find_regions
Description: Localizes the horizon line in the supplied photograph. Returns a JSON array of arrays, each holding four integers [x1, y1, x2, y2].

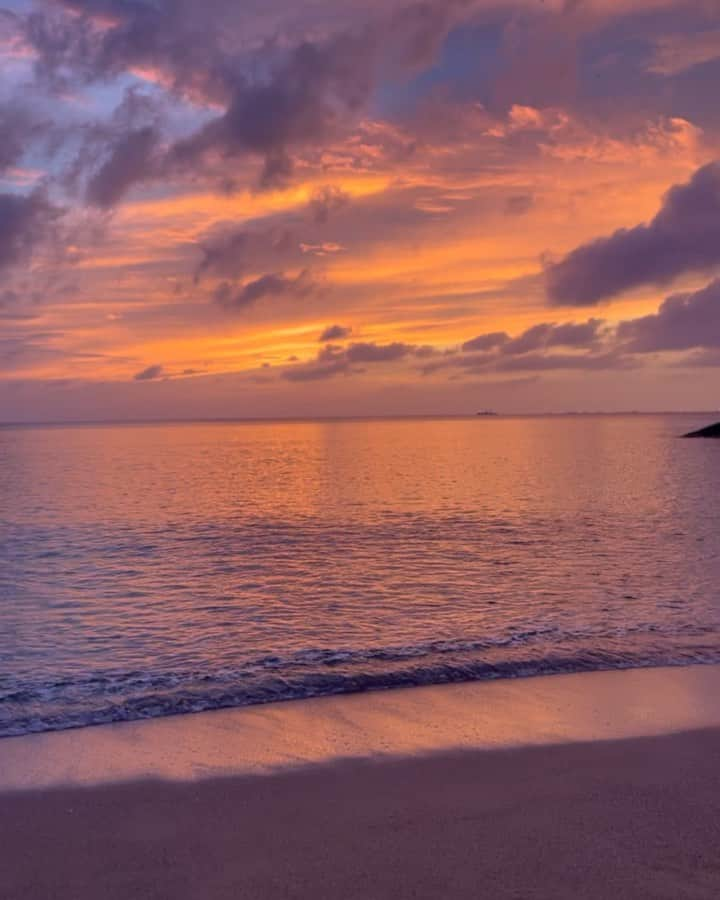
[[1, 410, 718, 428]]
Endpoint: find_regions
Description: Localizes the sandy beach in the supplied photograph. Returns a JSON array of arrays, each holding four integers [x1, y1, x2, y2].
[[2, 667, 720, 899]]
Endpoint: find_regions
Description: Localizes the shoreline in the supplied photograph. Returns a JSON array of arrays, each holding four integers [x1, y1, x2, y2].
[[2, 663, 720, 791], [3, 667, 720, 898], [7, 652, 720, 741]]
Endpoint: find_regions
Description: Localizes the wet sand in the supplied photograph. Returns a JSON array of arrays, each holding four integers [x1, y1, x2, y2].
[[2, 667, 720, 898]]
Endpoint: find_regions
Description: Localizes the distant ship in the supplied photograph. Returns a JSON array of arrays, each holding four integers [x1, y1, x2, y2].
[[475, 410, 498, 416]]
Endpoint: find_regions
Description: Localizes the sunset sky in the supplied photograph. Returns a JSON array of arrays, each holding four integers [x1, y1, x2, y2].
[[2, 0, 720, 420]]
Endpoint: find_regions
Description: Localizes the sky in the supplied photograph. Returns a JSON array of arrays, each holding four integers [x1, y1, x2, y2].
[[1, 0, 720, 420]]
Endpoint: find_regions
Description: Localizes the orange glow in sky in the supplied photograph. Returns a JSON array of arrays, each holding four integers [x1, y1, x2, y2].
[[2, 0, 720, 419]]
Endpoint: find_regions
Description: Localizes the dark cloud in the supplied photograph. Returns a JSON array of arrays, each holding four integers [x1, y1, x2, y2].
[[545, 161, 720, 306], [501, 319, 603, 354], [0, 290, 19, 308], [168, 29, 378, 183], [616, 277, 720, 352], [426, 346, 634, 375], [282, 339, 424, 381], [214, 270, 314, 311], [346, 341, 413, 362], [460, 320, 602, 356], [24, 1, 469, 191], [504, 194, 534, 216], [420, 350, 491, 376], [0, 331, 110, 373], [319, 324, 352, 342], [461, 332, 509, 352], [282, 358, 352, 382], [542, 319, 604, 348], [500, 324, 555, 355], [134, 364, 164, 381], [492, 7, 580, 112], [387, 0, 464, 72], [259, 151, 295, 188], [309, 185, 351, 223], [196, 225, 296, 280], [26, 0, 472, 104], [25, 0, 238, 104], [0, 105, 51, 174], [283, 342, 352, 380], [0, 191, 62, 272], [672, 348, 720, 368], [446, 289, 720, 374], [493, 351, 637, 372], [21, 3, 247, 195], [85, 126, 160, 208], [420, 318, 619, 376]]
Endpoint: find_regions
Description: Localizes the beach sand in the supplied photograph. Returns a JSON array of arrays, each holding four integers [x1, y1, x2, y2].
[[2, 667, 720, 899]]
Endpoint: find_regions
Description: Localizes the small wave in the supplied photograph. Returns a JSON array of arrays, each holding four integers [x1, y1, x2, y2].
[[2, 641, 720, 738]]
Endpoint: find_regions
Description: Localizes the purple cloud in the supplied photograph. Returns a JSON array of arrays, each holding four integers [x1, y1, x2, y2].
[[504, 194, 534, 216], [0, 191, 61, 271], [134, 364, 164, 381], [167, 29, 381, 185], [502, 319, 603, 354], [282, 339, 423, 381], [25, 0, 238, 105], [493, 351, 637, 373], [214, 270, 314, 311], [545, 161, 720, 305], [23, 0, 467, 194], [319, 324, 352, 342], [461, 320, 602, 357], [461, 332, 509, 352], [197, 225, 296, 281], [616, 277, 720, 352], [282, 358, 352, 382], [0, 104, 52, 174], [345, 341, 413, 363], [86, 126, 160, 208], [309, 185, 350, 223]]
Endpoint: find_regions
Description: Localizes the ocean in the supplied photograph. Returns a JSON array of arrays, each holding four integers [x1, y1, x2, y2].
[[1, 414, 719, 737]]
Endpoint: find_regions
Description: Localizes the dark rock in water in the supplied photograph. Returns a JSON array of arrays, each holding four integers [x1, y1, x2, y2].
[[684, 421, 720, 438]]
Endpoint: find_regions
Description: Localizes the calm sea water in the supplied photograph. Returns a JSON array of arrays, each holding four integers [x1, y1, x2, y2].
[[1, 414, 719, 737]]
